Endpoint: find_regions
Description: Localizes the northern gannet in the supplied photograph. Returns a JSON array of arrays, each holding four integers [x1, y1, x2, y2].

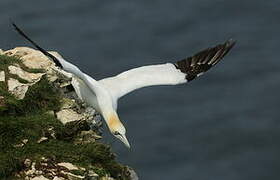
[[12, 23, 235, 148]]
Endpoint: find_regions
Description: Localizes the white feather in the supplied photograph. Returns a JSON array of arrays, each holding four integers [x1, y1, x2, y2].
[[99, 63, 187, 100]]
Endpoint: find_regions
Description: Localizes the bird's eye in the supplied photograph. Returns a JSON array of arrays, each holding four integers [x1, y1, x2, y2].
[[114, 131, 121, 136]]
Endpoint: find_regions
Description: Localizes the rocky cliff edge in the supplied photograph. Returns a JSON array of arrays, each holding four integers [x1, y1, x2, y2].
[[0, 47, 138, 180]]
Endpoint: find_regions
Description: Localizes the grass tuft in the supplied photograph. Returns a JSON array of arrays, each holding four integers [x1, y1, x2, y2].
[[0, 75, 61, 115], [0, 55, 21, 71]]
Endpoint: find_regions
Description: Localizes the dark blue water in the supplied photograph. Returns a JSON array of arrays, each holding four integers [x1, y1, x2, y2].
[[1, 1, 280, 179]]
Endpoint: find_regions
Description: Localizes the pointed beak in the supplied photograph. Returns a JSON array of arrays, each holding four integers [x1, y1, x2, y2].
[[120, 134, 131, 149]]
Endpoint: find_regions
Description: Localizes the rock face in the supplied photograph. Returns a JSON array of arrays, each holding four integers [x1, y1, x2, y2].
[[8, 65, 44, 82], [0, 47, 137, 180], [7, 78, 30, 99], [56, 109, 84, 124], [4, 47, 54, 69], [2, 47, 93, 124], [0, 71, 5, 81]]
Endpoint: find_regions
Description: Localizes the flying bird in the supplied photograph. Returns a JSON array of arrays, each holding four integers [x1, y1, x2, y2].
[[12, 23, 235, 148]]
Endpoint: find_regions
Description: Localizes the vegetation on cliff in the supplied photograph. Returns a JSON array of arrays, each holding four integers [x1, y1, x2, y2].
[[0, 54, 132, 180]]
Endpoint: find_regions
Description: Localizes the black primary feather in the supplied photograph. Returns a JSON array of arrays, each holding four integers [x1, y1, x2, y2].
[[174, 39, 236, 81], [12, 22, 63, 68]]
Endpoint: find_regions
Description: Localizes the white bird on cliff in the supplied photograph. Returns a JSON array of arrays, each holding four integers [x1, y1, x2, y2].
[[12, 23, 235, 148]]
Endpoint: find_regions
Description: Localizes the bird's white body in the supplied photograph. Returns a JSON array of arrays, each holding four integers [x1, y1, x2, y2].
[[12, 22, 235, 148], [59, 57, 117, 119], [71, 63, 186, 130], [72, 76, 101, 112], [72, 75, 117, 115], [71, 63, 187, 115]]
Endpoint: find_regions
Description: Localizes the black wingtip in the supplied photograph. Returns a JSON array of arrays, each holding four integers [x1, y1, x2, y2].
[[10, 20, 21, 36], [12, 23, 18, 31], [10, 20, 20, 33], [225, 39, 236, 49], [12, 22, 23, 37], [219, 38, 236, 60], [11, 21, 63, 68], [9, 18, 15, 27], [174, 39, 236, 82], [11, 21, 16, 28]]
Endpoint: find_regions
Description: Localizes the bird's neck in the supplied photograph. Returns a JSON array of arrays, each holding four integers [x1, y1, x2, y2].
[[103, 111, 122, 131]]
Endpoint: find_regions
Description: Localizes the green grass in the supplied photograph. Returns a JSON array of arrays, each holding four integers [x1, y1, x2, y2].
[[0, 54, 45, 73], [0, 54, 129, 180], [0, 55, 21, 71], [0, 75, 61, 115], [0, 54, 45, 85], [0, 113, 127, 179]]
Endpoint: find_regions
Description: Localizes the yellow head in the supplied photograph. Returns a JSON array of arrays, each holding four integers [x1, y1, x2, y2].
[[106, 113, 130, 148]]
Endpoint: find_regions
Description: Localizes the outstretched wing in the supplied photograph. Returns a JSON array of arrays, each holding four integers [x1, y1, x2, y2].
[[12, 22, 101, 95], [99, 40, 236, 99]]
